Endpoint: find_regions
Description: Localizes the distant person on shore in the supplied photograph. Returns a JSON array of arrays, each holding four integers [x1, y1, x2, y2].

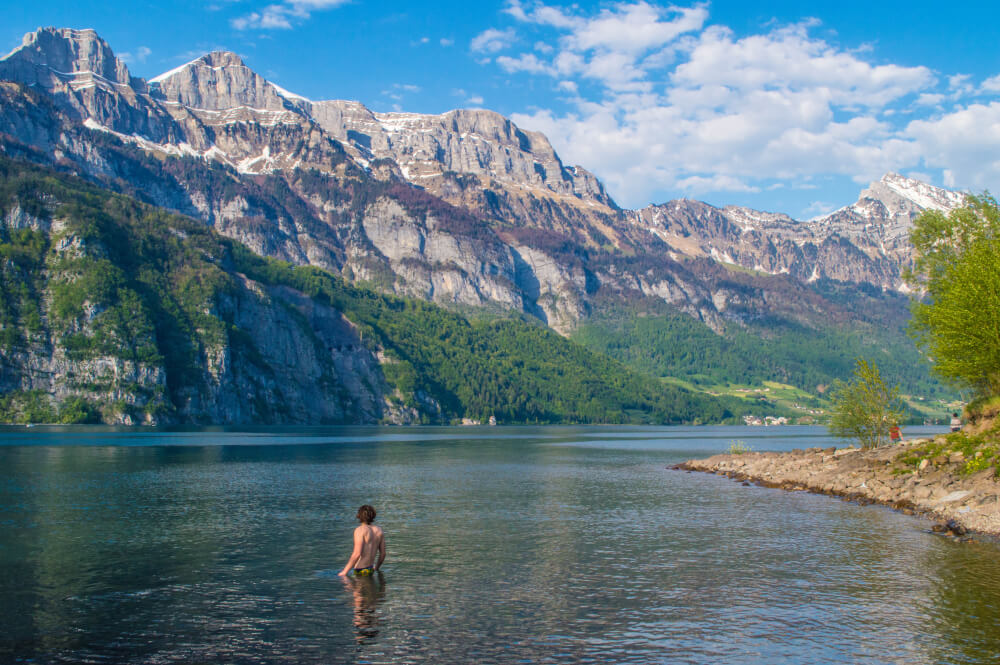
[[889, 423, 902, 444], [950, 412, 962, 433], [339, 504, 386, 577]]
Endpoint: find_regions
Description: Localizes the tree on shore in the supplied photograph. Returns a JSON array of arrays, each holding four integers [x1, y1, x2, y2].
[[828, 358, 904, 449], [907, 194, 1000, 397]]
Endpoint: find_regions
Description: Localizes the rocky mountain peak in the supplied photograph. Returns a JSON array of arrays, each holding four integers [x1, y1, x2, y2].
[[866, 172, 967, 214], [149, 50, 291, 112], [305, 101, 615, 208], [0, 27, 132, 88]]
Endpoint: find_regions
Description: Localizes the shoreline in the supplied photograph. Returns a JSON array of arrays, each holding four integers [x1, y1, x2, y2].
[[678, 438, 1000, 539]]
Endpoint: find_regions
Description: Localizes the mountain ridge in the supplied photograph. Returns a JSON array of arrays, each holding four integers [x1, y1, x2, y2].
[[0, 28, 964, 386]]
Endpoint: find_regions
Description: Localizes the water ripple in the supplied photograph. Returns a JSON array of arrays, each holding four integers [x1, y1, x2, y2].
[[1, 426, 998, 664]]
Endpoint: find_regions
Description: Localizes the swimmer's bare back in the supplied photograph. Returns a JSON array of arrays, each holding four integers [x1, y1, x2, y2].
[[339, 523, 386, 576]]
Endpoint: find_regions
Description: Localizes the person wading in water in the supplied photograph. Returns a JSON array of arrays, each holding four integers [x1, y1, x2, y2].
[[339, 504, 386, 577]]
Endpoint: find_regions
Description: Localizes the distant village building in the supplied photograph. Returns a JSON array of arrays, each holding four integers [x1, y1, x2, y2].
[[743, 415, 788, 426]]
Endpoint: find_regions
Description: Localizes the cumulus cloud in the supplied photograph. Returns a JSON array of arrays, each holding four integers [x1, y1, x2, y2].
[[478, 1, 995, 208], [232, 0, 349, 30], [904, 102, 1000, 192]]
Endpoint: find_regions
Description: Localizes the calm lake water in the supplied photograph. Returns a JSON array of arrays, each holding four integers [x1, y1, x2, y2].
[[1, 425, 998, 664]]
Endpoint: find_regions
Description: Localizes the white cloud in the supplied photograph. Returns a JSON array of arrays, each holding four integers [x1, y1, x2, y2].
[[470, 28, 516, 53], [671, 24, 932, 108], [915, 93, 945, 107], [557, 80, 578, 94], [497, 53, 554, 75], [466, 95, 485, 106], [564, 3, 707, 55], [232, 0, 348, 30], [982, 74, 1000, 92], [904, 102, 1000, 192], [803, 200, 837, 218], [233, 5, 294, 30], [440, 38, 454, 47], [674, 174, 760, 194], [503, 0, 705, 90], [382, 83, 422, 101], [480, 2, 993, 207]]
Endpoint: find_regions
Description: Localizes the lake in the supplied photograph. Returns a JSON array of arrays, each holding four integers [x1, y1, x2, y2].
[[1, 425, 998, 664]]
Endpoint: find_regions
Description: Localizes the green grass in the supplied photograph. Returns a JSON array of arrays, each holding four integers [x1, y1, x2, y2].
[[895, 429, 1000, 478], [662, 377, 825, 422]]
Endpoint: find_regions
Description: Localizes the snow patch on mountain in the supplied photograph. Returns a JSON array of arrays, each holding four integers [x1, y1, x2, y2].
[[269, 82, 310, 103]]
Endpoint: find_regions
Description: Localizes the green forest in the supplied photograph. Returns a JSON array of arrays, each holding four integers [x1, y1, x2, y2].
[[574, 297, 953, 401]]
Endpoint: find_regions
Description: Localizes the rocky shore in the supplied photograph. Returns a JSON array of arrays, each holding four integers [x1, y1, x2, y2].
[[678, 438, 1000, 539]]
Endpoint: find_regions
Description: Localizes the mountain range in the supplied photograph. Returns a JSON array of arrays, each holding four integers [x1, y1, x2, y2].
[[0, 27, 965, 424]]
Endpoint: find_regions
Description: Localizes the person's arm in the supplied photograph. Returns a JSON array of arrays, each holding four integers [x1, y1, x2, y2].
[[338, 528, 363, 576], [374, 532, 386, 571]]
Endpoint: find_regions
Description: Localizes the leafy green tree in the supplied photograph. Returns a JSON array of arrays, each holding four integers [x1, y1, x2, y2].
[[907, 194, 1000, 395], [828, 358, 904, 449]]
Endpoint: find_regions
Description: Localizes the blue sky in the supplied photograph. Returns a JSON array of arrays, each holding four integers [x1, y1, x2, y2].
[[3, 1, 1000, 217]]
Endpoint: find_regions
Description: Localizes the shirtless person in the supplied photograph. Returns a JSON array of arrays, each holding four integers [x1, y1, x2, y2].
[[338, 504, 386, 577]]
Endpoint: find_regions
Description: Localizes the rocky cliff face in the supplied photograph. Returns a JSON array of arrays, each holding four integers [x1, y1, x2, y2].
[[0, 27, 968, 338], [0, 27, 135, 90], [628, 174, 966, 292], [0, 171, 411, 425], [309, 102, 622, 243]]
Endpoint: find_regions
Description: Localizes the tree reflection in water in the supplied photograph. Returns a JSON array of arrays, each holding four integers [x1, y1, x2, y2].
[[342, 572, 386, 644], [925, 539, 1000, 664]]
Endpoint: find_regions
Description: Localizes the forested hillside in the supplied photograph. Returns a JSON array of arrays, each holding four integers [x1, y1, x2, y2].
[[575, 297, 951, 400]]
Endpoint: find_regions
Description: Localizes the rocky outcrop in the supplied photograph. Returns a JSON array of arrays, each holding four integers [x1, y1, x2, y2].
[[150, 51, 292, 112], [679, 441, 1000, 538], [0, 27, 135, 90]]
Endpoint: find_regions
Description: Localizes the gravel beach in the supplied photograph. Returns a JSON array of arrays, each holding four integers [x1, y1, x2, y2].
[[679, 438, 1000, 538]]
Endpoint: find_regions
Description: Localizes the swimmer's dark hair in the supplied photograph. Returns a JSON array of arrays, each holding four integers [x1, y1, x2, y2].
[[357, 504, 376, 524]]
